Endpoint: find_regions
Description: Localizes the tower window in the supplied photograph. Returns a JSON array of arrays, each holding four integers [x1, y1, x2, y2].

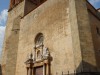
[[96, 27, 100, 35]]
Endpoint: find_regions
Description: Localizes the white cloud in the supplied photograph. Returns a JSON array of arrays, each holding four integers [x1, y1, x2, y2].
[[0, 26, 6, 54], [0, 26, 5, 48], [0, 9, 8, 61], [89, 0, 100, 5], [0, 9, 8, 26]]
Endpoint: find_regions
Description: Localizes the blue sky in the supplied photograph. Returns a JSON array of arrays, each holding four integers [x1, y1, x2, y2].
[[0, 0, 100, 56], [0, 0, 9, 25], [0, 0, 10, 57], [0, 0, 10, 12], [89, 0, 100, 9]]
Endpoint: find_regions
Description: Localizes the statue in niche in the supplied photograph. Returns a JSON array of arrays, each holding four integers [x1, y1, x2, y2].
[[34, 33, 44, 60], [37, 50, 41, 59], [43, 47, 50, 59]]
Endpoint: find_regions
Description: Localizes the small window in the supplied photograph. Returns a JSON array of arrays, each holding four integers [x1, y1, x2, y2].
[[96, 27, 100, 35], [35, 33, 44, 45]]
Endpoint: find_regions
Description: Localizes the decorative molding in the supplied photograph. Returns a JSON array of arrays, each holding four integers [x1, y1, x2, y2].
[[25, 45, 51, 75]]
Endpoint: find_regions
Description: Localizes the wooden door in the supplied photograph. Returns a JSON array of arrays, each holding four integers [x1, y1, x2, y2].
[[34, 66, 43, 75]]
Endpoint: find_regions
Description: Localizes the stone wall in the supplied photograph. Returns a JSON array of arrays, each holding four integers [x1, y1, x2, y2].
[[69, 0, 83, 72], [75, 0, 97, 71], [15, 0, 75, 75], [88, 9, 100, 71], [2, 0, 100, 75]]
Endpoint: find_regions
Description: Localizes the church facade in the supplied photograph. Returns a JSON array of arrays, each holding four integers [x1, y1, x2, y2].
[[1, 0, 100, 75]]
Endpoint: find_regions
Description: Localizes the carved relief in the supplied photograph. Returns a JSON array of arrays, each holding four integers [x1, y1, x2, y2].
[[25, 46, 51, 75], [34, 33, 44, 61], [34, 46, 50, 61], [43, 47, 50, 59]]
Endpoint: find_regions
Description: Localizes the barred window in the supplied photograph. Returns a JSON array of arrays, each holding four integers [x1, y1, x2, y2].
[[96, 27, 100, 35]]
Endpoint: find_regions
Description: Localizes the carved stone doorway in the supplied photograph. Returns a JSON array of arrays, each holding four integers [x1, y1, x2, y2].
[[25, 48, 51, 75], [25, 33, 52, 75]]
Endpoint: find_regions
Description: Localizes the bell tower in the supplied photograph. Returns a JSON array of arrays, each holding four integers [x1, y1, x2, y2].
[[1, 0, 25, 75]]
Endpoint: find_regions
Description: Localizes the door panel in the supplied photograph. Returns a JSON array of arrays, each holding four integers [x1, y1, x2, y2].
[[34, 66, 43, 75]]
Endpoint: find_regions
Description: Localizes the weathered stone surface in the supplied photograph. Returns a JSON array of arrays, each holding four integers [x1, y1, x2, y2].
[[88, 8, 100, 71], [75, 0, 97, 71], [16, 0, 76, 75], [1, 0, 100, 75]]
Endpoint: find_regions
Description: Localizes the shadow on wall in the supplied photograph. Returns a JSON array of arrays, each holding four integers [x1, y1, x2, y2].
[[55, 60, 99, 75], [76, 60, 98, 73], [67, 61, 99, 75], [0, 65, 2, 75], [74, 60, 100, 75]]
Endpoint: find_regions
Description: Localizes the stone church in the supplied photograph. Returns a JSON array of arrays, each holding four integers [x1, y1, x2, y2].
[[1, 0, 100, 75]]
